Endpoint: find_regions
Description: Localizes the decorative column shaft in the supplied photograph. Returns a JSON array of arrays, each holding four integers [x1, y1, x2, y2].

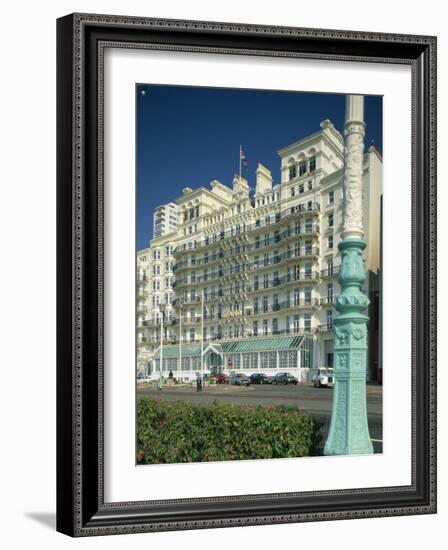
[[324, 95, 373, 455]]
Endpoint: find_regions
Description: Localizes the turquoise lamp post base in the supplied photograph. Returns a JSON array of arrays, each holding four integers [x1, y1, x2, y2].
[[324, 239, 373, 456]]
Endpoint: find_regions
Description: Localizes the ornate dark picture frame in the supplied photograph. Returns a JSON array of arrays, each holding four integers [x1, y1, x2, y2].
[[56, 13, 437, 537]]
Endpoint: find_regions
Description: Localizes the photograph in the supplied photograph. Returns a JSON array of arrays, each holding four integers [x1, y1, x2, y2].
[[135, 84, 383, 464]]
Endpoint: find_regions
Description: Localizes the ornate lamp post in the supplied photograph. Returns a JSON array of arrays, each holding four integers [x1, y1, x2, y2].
[[324, 95, 373, 456]]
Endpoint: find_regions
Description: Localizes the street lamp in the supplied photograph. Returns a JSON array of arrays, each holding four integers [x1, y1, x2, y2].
[[324, 95, 373, 456]]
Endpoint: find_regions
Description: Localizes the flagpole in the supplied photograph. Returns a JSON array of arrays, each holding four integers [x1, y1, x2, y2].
[[239, 144, 242, 181]]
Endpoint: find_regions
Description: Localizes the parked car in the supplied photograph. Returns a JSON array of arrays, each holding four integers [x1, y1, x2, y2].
[[249, 373, 272, 385], [312, 368, 335, 388], [215, 373, 229, 384], [230, 373, 250, 386], [272, 372, 298, 385]]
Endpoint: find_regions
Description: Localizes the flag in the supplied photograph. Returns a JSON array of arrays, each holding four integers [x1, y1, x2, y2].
[[240, 147, 248, 170]]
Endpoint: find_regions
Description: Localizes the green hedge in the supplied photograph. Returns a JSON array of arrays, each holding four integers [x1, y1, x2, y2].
[[137, 398, 321, 464]]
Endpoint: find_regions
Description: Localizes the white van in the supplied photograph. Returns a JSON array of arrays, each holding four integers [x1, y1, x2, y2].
[[311, 368, 335, 388]]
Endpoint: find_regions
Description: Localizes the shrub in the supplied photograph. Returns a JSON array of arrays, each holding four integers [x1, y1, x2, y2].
[[137, 398, 321, 464]]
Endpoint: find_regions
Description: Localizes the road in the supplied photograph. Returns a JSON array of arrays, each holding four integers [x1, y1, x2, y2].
[[137, 383, 383, 453]]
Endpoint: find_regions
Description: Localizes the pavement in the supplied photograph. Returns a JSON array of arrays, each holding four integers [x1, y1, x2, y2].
[[137, 382, 383, 453]]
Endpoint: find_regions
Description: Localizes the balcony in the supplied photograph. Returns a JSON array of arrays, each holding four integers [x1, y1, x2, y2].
[[320, 265, 341, 278], [317, 323, 334, 332], [320, 295, 337, 305], [247, 298, 320, 316]]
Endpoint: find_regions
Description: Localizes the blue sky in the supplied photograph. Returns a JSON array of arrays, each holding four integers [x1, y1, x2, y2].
[[136, 84, 382, 250]]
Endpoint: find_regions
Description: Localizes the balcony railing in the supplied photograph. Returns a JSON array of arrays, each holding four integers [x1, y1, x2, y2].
[[174, 202, 321, 255], [320, 265, 341, 278], [248, 299, 320, 316], [173, 264, 320, 288], [317, 323, 334, 332]]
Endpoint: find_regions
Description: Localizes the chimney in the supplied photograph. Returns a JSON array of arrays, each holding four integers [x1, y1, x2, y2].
[[255, 163, 273, 195]]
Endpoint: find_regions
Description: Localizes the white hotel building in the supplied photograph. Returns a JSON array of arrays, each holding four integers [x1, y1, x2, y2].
[[137, 119, 382, 382]]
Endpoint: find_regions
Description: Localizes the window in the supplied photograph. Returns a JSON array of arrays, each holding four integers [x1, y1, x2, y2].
[[327, 283, 334, 303], [263, 319, 269, 336], [254, 256, 260, 268], [272, 318, 279, 334], [263, 296, 269, 313], [263, 273, 269, 289], [293, 314, 300, 333], [273, 271, 280, 286], [253, 321, 258, 336], [299, 160, 307, 176], [328, 235, 334, 250], [294, 288, 300, 306], [286, 291, 291, 308], [305, 240, 312, 255], [290, 188, 296, 197], [309, 156, 316, 172], [195, 206, 199, 218], [328, 190, 334, 204], [273, 294, 279, 311], [289, 165, 297, 180], [254, 275, 259, 290], [328, 213, 334, 228], [304, 313, 311, 331], [299, 184, 304, 194], [255, 236, 260, 249], [326, 309, 334, 330], [327, 258, 334, 276], [304, 288, 312, 305], [308, 180, 313, 191], [264, 253, 269, 266], [253, 297, 259, 314], [295, 221, 301, 234], [264, 234, 270, 246], [305, 263, 312, 278], [305, 218, 312, 233]]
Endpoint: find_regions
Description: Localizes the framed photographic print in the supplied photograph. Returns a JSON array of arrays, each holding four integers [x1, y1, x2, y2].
[[56, 13, 437, 536]]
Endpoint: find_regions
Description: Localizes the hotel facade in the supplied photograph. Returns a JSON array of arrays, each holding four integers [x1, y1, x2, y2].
[[137, 119, 382, 382]]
